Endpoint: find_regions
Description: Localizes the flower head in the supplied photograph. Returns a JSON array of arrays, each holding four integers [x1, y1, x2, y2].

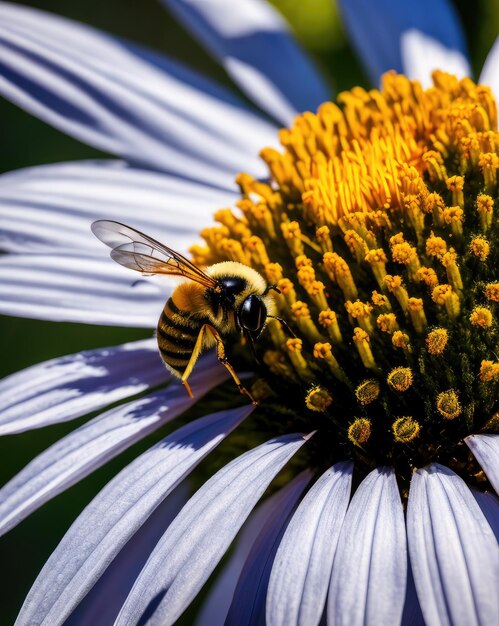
[[0, 2, 498, 626]]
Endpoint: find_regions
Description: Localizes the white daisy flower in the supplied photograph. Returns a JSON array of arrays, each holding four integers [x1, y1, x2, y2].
[[0, 1, 498, 625]]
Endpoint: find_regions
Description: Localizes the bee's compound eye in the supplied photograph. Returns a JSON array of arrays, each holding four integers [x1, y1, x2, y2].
[[240, 295, 267, 332]]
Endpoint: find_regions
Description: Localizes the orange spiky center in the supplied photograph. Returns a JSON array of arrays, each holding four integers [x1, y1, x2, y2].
[[193, 71, 498, 484]]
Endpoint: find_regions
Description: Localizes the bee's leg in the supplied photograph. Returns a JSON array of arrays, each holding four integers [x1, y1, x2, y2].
[[180, 324, 211, 398], [182, 380, 194, 399], [206, 325, 258, 405]]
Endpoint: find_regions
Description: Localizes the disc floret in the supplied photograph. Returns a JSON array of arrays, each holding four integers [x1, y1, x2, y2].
[[193, 71, 498, 485]]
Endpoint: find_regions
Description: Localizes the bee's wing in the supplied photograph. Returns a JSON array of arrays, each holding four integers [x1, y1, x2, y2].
[[91, 220, 217, 288]]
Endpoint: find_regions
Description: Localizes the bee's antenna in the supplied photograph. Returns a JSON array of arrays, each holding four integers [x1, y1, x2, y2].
[[267, 315, 296, 338], [262, 284, 281, 296]]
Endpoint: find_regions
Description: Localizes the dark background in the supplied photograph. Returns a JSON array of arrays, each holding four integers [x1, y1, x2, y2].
[[0, 1, 496, 623]]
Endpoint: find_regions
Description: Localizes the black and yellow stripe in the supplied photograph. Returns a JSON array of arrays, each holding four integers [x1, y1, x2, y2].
[[156, 297, 209, 377]]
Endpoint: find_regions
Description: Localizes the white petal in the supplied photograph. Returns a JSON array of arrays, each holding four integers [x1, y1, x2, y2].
[[0, 2, 277, 187], [466, 434, 499, 495], [338, 0, 470, 85], [65, 483, 192, 626], [16, 405, 253, 626], [267, 462, 353, 626], [0, 339, 166, 435], [195, 482, 302, 626], [115, 432, 312, 626], [472, 491, 499, 542], [0, 252, 166, 326], [161, 0, 330, 125], [0, 353, 227, 537], [479, 37, 499, 103], [401, 29, 471, 87], [225, 471, 312, 625], [328, 467, 407, 626], [407, 463, 499, 626], [0, 160, 237, 253]]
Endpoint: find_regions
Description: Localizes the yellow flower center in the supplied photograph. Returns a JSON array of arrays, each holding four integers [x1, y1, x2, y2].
[[194, 71, 498, 484]]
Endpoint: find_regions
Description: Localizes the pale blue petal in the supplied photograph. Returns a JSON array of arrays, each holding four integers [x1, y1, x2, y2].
[[114, 432, 313, 626], [0, 251, 166, 327], [267, 462, 353, 626], [195, 484, 302, 626], [466, 434, 499, 495], [66, 483, 192, 626], [225, 470, 312, 625], [0, 160, 237, 253], [338, 0, 470, 85], [407, 463, 499, 626], [0, 2, 277, 188], [0, 338, 165, 435], [15, 405, 253, 626], [472, 491, 499, 542], [479, 37, 499, 103], [161, 0, 330, 125], [0, 353, 227, 537], [328, 467, 407, 626]]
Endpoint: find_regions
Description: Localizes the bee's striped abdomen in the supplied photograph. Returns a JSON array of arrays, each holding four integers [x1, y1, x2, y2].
[[156, 297, 203, 377]]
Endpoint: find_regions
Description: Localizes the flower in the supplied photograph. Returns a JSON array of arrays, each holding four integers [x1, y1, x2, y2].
[[0, 2, 498, 626]]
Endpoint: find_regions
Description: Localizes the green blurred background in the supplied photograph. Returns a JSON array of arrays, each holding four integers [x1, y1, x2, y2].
[[0, 1, 497, 623]]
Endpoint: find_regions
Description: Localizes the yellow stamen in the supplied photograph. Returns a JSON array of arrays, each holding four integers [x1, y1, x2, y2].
[[387, 367, 413, 392], [426, 328, 449, 355], [407, 297, 427, 333], [485, 282, 499, 302], [318, 309, 343, 343], [480, 360, 499, 382], [392, 417, 420, 443], [432, 284, 461, 318], [392, 330, 410, 351], [365, 249, 388, 288], [436, 390, 461, 420], [441, 249, 463, 291], [470, 307, 493, 328], [313, 341, 346, 381], [376, 313, 398, 334], [355, 379, 381, 405], [353, 327, 377, 370], [476, 194, 494, 232], [305, 385, 333, 412], [469, 236, 490, 261], [446, 175, 464, 208], [348, 418, 371, 447]]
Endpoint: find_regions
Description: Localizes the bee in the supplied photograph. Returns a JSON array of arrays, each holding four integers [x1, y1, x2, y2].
[[91, 220, 287, 403]]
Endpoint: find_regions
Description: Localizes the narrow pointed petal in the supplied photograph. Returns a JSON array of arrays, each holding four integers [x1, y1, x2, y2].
[[0, 252, 165, 326], [226, 471, 312, 626], [195, 484, 300, 626], [16, 405, 253, 626], [338, 0, 469, 85], [328, 467, 407, 626], [161, 0, 330, 126], [0, 354, 227, 537], [0, 160, 237, 253], [479, 37, 499, 103], [115, 432, 312, 626], [0, 339, 166, 435], [267, 462, 353, 626], [65, 483, 192, 626], [472, 491, 499, 542], [466, 434, 499, 495], [407, 463, 499, 626], [0, 2, 277, 187]]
